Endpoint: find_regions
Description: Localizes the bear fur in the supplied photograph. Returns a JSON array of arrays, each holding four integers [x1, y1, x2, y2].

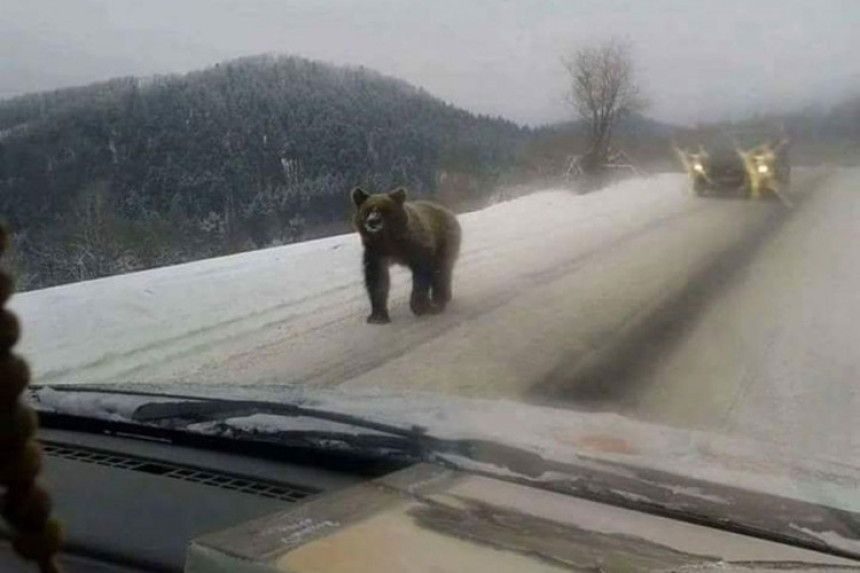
[[351, 187, 461, 324]]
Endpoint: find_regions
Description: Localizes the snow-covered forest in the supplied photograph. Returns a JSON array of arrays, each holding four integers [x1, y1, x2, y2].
[[0, 55, 526, 289]]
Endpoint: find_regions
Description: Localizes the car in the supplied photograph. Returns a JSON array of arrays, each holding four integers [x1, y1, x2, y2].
[[677, 137, 791, 201]]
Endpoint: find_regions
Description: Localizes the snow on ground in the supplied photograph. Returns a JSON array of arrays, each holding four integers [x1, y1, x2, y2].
[[11, 173, 695, 387]]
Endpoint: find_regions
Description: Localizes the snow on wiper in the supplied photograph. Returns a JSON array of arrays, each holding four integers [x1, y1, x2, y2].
[[29, 385, 550, 476], [29, 384, 428, 440], [29, 385, 444, 464]]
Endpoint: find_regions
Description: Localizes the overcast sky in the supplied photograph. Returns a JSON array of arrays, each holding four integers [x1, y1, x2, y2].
[[1, 0, 858, 126]]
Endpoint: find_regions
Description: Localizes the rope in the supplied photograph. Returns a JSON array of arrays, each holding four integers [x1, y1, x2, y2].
[[0, 226, 63, 573]]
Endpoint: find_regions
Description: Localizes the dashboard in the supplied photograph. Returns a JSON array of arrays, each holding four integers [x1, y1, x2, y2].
[[3, 419, 859, 572], [1, 426, 398, 572]]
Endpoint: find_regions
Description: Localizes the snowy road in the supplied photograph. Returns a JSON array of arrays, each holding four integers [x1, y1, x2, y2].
[[12, 170, 827, 401], [590, 168, 860, 462]]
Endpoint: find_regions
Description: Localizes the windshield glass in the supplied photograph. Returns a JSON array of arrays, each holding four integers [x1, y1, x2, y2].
[[3, 0, 860, 551]]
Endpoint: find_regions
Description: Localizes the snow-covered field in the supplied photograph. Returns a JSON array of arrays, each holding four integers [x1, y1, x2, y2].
[[12, 172, 773, 395]]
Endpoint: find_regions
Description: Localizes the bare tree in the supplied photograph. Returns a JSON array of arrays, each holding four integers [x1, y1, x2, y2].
[[563, 39, 646, 176]]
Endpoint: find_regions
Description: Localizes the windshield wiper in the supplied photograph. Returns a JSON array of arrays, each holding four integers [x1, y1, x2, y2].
[[28, 385, 451, 470], [30, 384, 428, 438], [28, 385, 549, 476]]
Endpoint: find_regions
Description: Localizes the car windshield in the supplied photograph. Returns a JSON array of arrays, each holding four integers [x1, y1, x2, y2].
[[2, 0, 860, 554]]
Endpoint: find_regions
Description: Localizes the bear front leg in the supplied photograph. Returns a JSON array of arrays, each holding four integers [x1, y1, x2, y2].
[[409, 267, 434, 316], [364, 251, 391, 324]]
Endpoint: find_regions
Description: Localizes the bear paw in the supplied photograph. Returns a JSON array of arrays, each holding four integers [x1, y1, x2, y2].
[[425, 302, 445, 315], [411, 299, 445, 317], [366, 312, 391, 324]]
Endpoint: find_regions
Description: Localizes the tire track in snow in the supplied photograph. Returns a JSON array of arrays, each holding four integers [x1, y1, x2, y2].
[[531, 168, 830, 408]]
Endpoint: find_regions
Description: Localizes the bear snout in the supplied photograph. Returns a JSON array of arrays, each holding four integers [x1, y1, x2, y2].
[[364, 211, 384, 234]]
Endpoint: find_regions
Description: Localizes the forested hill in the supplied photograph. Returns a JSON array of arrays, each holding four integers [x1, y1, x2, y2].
[[0, 54, 526, 290]]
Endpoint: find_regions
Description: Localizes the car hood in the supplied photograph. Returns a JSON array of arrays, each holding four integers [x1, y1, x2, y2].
[[31, 382, 860, 560]]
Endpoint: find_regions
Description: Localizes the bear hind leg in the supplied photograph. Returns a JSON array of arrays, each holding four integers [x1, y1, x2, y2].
[[430, 263, 453, 309], [410, 268, 435, 316]]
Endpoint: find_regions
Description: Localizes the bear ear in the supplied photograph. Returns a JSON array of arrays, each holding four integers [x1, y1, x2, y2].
[[389, 187, 407, 206], [351, 187, 370, 208]]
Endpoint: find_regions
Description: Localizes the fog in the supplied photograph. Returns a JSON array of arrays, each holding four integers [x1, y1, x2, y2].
[[1, 0, 858, 125]]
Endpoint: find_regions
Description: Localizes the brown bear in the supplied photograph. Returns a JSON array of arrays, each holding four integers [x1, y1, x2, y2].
[[351, 187, 461, 324]]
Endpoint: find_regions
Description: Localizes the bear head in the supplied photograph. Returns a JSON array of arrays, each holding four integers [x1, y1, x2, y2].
[[351, 187, 408, 247]]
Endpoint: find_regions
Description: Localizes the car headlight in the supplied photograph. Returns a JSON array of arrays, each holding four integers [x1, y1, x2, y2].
[[693, 162, 705, 174], [757, 164, 769, 174]]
